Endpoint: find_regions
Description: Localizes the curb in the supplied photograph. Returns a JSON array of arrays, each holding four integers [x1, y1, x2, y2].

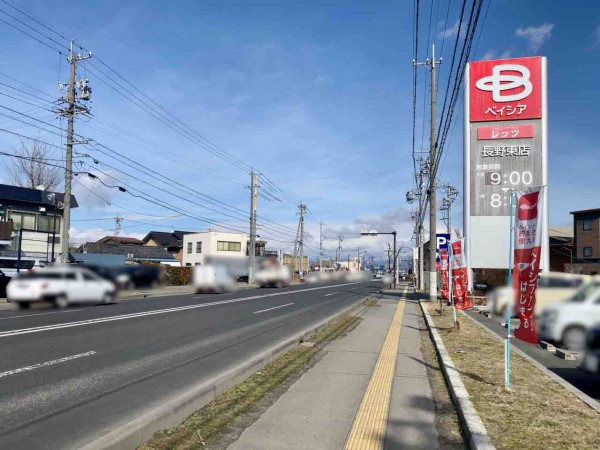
[[420, 301, 496, 450], [80, 296, 371, 450], [459, 310, 600, 414]]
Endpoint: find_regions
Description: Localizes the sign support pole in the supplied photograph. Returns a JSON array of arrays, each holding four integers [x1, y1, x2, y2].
[[505, 190, 515, 391]]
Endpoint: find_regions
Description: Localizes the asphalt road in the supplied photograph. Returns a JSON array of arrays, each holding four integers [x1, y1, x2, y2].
[[0, 280, 381, 449], [464, 309, 600, 401]]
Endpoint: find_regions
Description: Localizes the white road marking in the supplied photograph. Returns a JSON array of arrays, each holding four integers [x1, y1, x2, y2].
[[0, 309, 84, 321], [324, 292, 338, 297], [253, 303, 294, 314], [0, 351, 96, 379], [0, 282, 363, 339]]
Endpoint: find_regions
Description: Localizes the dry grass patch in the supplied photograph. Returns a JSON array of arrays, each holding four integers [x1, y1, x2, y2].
[[418, 309, 467, 449], [140, 313, 363, 450], [424, 303, 600, 450]]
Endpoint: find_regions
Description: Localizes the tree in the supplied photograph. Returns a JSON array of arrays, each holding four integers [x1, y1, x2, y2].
[[7, 139, 62, 191]]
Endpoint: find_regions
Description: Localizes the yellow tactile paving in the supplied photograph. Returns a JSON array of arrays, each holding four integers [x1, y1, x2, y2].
[[344, 289, 406, 450]]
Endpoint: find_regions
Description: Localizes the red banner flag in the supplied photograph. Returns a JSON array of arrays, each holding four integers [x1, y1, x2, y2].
[[450, 239, 473, 310], [513, 187, 545, 344], [440, 249, 449, 301]]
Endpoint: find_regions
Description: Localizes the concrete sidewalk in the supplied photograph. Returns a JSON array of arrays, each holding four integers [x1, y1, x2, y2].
[[228, 289, 439, 450]]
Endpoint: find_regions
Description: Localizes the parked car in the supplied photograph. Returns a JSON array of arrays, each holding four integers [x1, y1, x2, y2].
[[486, 272, 589, 317], [582, 324, 600, 374], [473, 281, 488, 291], [114, 264, 164, 290], [0, 269, 10, 297], [7, 265, 117, 309], [538, 276, 600, 350], [374, 270, 383, 279], [0, 256, 45, 277]]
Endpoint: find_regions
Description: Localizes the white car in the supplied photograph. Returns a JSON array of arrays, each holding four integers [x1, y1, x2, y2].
[[538, 276, 600, 350], [7, 265, 117, 309], [486, 272, 588, 317]]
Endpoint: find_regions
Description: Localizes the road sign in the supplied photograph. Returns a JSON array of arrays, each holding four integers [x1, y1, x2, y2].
[[464, 56, 548, 271]]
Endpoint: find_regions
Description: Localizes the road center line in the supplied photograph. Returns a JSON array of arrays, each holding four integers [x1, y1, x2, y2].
[[0, 351, 96, 379], [253, 303, 294, 314], [324, 292, 338, 297], [0, 282, 364, 339]]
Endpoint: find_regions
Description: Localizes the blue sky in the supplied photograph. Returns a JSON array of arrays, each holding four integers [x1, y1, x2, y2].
[[0, 0, 598, 259]]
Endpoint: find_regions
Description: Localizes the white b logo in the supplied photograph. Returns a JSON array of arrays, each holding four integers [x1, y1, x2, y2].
[[476, 64, 533, 102]]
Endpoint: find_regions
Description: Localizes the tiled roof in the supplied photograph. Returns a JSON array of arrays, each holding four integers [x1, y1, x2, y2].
[[142, 230, 194, 248], [79, 242, 177, 261], [97, 236, 144, 245]]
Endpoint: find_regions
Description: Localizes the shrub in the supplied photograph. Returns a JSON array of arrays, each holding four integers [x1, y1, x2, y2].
[[165, 266, 192, 286]]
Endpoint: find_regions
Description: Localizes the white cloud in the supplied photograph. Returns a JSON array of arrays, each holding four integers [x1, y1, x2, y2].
[[594, 24, 600, 47], [482, 50, 496, 60], [438, 20, 465, 39], [499, 50, 512, 59], [515, 23, 554, 51]]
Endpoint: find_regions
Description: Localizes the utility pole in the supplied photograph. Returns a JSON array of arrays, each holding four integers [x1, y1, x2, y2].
[[114, 214, 123, 236], [299, 203, 306, 277], [415, 42, 441, 301], [319, 220, 324, 271], [248, 171, 258, 284], [337, 235, 343, 268], [59, 41, 92, 263]]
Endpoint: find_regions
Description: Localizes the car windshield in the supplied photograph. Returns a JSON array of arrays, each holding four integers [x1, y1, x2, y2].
[[567, 281, 600, 303]]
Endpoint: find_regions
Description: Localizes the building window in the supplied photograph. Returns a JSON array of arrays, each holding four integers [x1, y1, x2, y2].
[[583, 246, 593, 257], [9, 211, 36, 230], [187, 242, 193, 254], [217, 241, 242, 252], [196, 242, 202, 253], [38, 215, 61, 233], [583, 220, 593, 231]]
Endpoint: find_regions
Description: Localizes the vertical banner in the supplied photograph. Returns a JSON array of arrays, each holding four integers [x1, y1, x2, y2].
[[440, 249, 449, 301], [450, 239, 473, 310], [513, 186, 545, 343]]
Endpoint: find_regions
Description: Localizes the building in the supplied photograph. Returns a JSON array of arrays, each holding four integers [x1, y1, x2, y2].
[[549, 226, 573, 272], [181, 231, 266, 266], [142, 230, 195, 264], [97, 236, 143, 246], [566, 208, 600, 275], [75, 242, 178, 265], [0, 183, 78, 262]]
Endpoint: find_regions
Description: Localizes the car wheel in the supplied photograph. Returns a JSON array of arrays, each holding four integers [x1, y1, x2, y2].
[[54, 295, 69, 309], [17, 302, 31, 310], [102, 292, 115, 305], [562, 326, 587, 351], [275, 281, 283, 289]]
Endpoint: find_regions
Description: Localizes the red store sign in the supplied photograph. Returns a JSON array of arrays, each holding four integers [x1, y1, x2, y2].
[[469, 57, 542, 123], [477, 124, 535, 140]]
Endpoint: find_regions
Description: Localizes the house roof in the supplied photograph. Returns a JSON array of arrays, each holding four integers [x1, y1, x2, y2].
[[78, 242, 177, 261], [97, 236, 143, 245], [0, 183, 78, 209], [570, 208, 600, 215], [142, 230, 194, 248]]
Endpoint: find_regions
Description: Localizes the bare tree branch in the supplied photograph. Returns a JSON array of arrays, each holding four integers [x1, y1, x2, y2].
[[7, 139, 62, 191]]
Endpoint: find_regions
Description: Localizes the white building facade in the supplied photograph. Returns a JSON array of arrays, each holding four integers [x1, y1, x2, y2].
[[182, 231, 248, 266]]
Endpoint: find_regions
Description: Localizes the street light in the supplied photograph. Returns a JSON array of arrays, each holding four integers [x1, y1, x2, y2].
[[360, 230, 398, 289]]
